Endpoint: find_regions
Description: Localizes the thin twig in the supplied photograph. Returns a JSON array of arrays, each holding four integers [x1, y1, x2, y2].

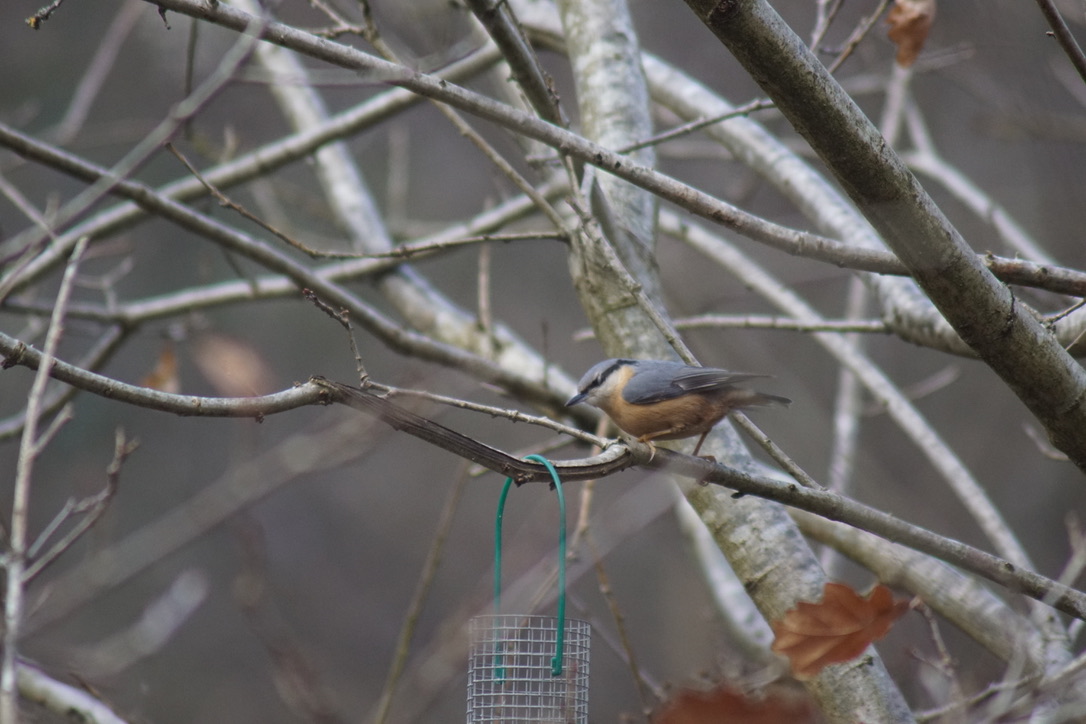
[[308, 0, 364, 37], [25, 0, 67, 28], [673, 314, 889, 334], [433, 99, 567, 228], [232, 524, 341, 721], [23, 402, 73, 456], [165, 143, 318, 255], [914, 675, 1038, 722], [1047, 299, 1086, 325], [827, 278, 868, 495], [373, 468, 468, 724], [0, 44, 506, 295], [11, 10, 267, 294], [588, 533, 656, 721], [732, 412, 823, 490], [23, 415, 387, 636], [1034, 0, 1086, 88], [825, 0, 893, 74], [565, 184, 696, 364], [6, 104, 1086, 299], [670, 211, 1069, 646], [617, 98, 776, 154], [365, 381, 601, 444], [902, 100, 1052, 264], [3, 201, 565, 332], [4, 236, 88, 723], [23, 428, 137, 583], [915, 602, 967, 709], [49, 1, 143, 144], [810, 0, 845, 50], [301, 289, 367, 382], [325, 382, 1086, 624], [0, 172, 62, 303]]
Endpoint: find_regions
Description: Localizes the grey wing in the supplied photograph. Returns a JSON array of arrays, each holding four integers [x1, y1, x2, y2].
[[621, 362, 767, 405]]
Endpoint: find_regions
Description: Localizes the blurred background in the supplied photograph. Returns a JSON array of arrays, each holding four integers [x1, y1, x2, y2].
[[2, 0, 1086, 720]]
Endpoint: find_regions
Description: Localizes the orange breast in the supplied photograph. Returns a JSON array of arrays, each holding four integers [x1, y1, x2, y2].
[[601, 392, 728, 440]]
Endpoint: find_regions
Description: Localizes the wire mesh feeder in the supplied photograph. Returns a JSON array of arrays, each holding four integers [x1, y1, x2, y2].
[[467, 614, 590, 723], [467, 455, 590, 723]]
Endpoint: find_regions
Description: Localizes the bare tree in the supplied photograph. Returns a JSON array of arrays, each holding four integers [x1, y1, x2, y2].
[[3, 0, 1086, 721]]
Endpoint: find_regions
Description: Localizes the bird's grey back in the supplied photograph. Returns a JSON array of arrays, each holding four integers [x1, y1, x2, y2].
[[620, 360, 768, 405]]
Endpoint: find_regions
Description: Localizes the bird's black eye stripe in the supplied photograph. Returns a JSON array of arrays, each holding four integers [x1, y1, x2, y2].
[[593, 359, 633, 388]]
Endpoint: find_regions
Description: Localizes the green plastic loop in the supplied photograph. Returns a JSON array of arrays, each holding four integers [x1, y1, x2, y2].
[[493, 454, 568, 677]]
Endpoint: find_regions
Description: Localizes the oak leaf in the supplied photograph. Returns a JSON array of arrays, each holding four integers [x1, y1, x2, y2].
[[886, 0, 936, 67], [191, 333, 274, 397], [770, 582, 912, 680], [140, 341, 180, 393], [653, 682, 818, 724]]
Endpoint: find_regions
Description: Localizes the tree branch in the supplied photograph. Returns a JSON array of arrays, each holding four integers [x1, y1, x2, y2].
[[8, 332, 1085, 641], [681, 0, 1086, 476], [0, 43, 505, 295], [660, 452, 1086, 622], [1, 331, 325, 418], [315, 378, 629, 483], [18, 664, 129, 724], [1034, 0, 1086, 87]]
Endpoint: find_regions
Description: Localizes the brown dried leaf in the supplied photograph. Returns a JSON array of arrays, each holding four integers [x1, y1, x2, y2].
[[886, 0, 936, 67], [191, 333, 274, 397], [653, 682, 818, 724], [140, 341, 180, 393], [771, 582, 912, 680]]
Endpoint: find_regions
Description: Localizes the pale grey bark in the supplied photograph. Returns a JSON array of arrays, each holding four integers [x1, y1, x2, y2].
[[550, 0, 913, 719], [682, 0, 1086, 475]]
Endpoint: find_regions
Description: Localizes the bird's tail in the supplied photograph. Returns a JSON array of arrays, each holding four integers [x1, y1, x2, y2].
[[742, 391, 792, 408]]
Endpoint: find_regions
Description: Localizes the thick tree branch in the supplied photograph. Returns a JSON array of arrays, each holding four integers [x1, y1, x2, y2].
[[316, 378, 629, 483], [682, 0, 1086, 477], [668, 453, 1086, 622], [6, 55, 1086, 303], [637, 50, 1086, 359], [18, 664, 129, 724], [0, 335, 616, 482], [554, 0, 911, 717], [464, 0, 565, 124], [123, 0, 875, 296], [1034, 0, 1086, 87], [7, 332, 1085, 638], [794, 510, 1047, 674], [0, 125, 574, 410]]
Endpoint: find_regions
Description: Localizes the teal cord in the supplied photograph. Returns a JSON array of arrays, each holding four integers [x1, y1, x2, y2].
[[530, 455, 568, 677], [494, 477, 513, 617], [493, 454, 568, 677]]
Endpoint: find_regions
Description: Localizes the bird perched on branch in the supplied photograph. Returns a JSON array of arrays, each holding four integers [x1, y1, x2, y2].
[[566, 358, 790, 456]]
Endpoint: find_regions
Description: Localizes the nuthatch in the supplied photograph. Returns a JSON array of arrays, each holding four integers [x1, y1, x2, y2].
[[566, 359, 790, 456]]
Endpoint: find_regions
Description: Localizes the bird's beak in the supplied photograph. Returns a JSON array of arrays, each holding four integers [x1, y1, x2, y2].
[[566, 391, 587, 407]]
